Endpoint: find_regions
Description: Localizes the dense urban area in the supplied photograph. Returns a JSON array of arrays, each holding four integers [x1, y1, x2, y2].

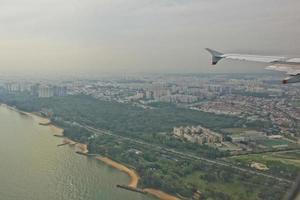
[[0, 73, 299, 200]]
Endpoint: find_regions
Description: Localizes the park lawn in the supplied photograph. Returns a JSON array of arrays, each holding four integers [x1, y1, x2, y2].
[[273, 150, 300, 159], [270, 151, 300, 167], [221, 128, 254, 135], [228, 152, 300, 168], [292, 100, 300, 108], [258, 139, 290, 148]]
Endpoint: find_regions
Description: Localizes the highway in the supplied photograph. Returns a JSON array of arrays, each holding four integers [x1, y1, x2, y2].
[[80, 124, 293, 184]]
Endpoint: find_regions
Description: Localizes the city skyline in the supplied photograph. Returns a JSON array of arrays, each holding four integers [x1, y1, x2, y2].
[[0, 0, 299, 75]]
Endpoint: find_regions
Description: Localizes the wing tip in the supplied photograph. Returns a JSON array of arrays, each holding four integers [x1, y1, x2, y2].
[[282, 80, 288, 84], [205, 48, 223, 65]]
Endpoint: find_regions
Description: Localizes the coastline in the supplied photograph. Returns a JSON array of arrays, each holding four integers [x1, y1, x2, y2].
[[29, 113, 65, 136], [96, 156, 181, 200], [1, 104, 180, 200], [2, 104, 64, 136], [23, 109, 88, 154], [96, 156, 139, 188]]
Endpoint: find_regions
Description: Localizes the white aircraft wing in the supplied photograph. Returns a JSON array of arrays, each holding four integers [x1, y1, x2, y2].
[[222, 54, 286, 63], [265, 65, 300, 75], [205, 48, 300, 84]]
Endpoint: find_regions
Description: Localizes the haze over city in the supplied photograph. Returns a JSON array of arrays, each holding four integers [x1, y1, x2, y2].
[[1, 0, 300, 75]]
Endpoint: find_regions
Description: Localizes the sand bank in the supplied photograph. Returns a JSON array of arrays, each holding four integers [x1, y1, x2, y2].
[[48, 125, 64, 136], [58, 137, 88, 154], [27, 112, 50, 124], [96, 156, 139, 187], [96, 156, 181, 200], [77, 143, 89, 154], [4, 105, 50, 127], [26, 112, 65, 136], [24, 110, 86, 150]]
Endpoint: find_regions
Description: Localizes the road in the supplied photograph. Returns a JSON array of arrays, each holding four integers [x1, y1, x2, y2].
[[80, 124, 293, 184]]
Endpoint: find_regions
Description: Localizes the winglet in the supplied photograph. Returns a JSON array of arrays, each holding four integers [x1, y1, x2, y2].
[[205, 48, 224, 65]]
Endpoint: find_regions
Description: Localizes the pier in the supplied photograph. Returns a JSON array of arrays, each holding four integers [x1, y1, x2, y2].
[[75, 151, 97, 156], [39, 122, 51, 126], [116, 184, 148, 194]]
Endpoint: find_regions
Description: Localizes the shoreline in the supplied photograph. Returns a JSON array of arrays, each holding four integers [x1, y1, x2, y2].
[[96, 156, 181, 200], [1, 104, 180, 200], [96, 156, 139, 188], [2, 104, 64, 136]]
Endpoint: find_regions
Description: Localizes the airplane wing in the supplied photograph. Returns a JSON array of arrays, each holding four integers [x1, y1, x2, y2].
[[220, 54, 286, 63], [205, 48, 300, 84], [265, 65, 300, 75]]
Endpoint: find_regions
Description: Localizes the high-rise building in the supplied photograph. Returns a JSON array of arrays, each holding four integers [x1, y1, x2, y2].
[[38, 86, 54, 98], [5, 82, 20, 93], [53, 86, 67, 96], [30, 84, 40, 96]]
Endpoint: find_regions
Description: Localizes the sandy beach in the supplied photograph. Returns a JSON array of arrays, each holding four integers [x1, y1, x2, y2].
[[48, 124, 64, 135], [77, 143, 89, 154], [28, 113, 50, 124], [27, 112, 65, 136], [15, 107, 87, 153], [4, 105, 52, 129], [96, 156, 181, 200], [96, 156, 139, 187]]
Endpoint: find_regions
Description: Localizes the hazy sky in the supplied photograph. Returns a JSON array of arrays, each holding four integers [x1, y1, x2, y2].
[[0, 0, 299, 75]]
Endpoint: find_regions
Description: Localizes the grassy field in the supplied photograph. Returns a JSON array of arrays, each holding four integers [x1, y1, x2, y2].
[[292, 100, 300, 108], [226, 150, 300, 181], [274, 151, 300, 159], [257, 139, 291, 148], [228, 150, 300, 168], [270, 151, 300, 166], [221, 128, 254, 135]]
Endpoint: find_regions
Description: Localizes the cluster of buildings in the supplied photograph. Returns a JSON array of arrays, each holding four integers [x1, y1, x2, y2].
[[193, 100, 243, 116], [4, 82, 67, 98], [36, 85, 67, 98], [173, 125, 223, 144], [4, 82, 30, 93], [51, 74, 300, 107], [193, 94, 300, 134], [124, 84, 200, 103]]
